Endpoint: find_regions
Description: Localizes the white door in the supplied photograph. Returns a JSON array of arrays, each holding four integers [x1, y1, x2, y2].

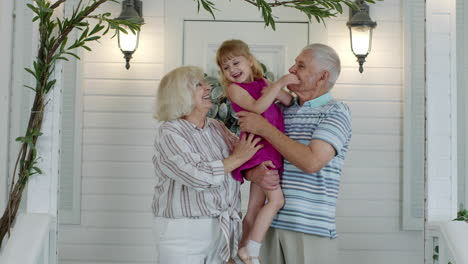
[[183, 21, 309, 212], [183, 21, 308, 78]]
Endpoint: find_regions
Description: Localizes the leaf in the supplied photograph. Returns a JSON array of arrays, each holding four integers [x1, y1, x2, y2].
[[207, 104, 219, 118], [61, 35, 68, 48], [24, 85, 36, 91], [45, 79, 57, 92], [82, 45, 92, 51], [32, 166, 43, 175], [265, 71, 275, 81], [64, 52, 81, 60], [89, 24, 104, 35], [84, 36, 101, 42], [24, 67, 38, 80], [211, 85, 224, 100], [197, 0, 217, 19], [79, 27, 90, 41], [102, 25, 111, 35], [218, 103, 228, 120], [56, 56, 69, 61]]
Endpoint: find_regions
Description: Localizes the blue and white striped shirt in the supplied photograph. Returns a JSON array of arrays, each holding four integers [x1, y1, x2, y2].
[[271, 92, 352, 238]]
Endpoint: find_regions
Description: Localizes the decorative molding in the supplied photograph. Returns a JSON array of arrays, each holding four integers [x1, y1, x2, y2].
[[0, 0, 15, 213]]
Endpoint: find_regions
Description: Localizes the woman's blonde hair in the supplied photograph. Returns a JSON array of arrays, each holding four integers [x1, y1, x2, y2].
[[154, 66, 204, 121], [216, 39, 264, 90]]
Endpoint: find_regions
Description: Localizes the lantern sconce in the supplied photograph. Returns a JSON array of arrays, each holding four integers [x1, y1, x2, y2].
[[116, 0, 144, 70], [346, 0, 377, 73]]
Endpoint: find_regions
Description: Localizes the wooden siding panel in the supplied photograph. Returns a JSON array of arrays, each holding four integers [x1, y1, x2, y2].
[[82, 161, 153, 178], [59, 245, 155, 262], [84, 79, 159, 96], [83, 112, 158, 129]]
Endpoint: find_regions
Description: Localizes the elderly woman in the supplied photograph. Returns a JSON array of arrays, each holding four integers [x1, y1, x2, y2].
[[152, 66, 262, 264]]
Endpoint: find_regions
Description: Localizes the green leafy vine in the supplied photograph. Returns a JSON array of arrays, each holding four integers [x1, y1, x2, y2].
[[0, 0, 141, 248]]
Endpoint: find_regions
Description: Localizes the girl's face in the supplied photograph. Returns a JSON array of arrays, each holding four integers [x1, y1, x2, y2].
[[220, 55, 254, 84]]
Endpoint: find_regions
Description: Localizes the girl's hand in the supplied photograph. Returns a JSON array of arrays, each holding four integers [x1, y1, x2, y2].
[[231, 133, 263, 164], [277, 73, 300, 88]]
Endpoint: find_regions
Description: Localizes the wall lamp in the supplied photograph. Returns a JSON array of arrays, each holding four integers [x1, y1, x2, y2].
[[346, 0, 377, 73], [116, 0, 144, 70]]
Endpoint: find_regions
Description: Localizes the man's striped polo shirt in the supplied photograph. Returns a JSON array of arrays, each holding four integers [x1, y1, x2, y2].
[[271, 92, 352, 238]]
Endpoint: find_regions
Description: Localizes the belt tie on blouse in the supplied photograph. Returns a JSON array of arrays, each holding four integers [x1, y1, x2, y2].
[[218, 206, 242, 262]]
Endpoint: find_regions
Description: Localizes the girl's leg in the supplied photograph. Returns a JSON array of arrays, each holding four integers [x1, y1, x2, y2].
[[240, 182, 266, 248], [239, 186, 284, 263], [249, 187, 284, 242]]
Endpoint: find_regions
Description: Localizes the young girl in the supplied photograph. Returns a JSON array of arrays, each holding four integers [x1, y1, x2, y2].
[[216, 39, 299, 264]]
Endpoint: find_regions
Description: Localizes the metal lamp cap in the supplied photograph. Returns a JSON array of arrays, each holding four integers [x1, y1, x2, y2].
[[347, 11, 377, 28]]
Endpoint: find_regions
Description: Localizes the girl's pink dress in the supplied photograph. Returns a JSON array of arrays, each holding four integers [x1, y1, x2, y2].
[[230, 78, 284, 182]]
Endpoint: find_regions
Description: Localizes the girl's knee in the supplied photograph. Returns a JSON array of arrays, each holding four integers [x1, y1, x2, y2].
[[270, 194, 284, 211]]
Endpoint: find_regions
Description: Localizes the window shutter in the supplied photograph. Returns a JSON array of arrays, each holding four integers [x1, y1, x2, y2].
[[402, 0, 425, 230], [59, 0, 82, 224]]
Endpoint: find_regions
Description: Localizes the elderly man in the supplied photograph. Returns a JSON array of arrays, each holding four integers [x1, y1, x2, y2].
[[237, 43, 352, 264]]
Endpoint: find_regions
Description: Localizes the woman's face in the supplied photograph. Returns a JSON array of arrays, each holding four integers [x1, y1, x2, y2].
[[192, 79, 212, 113]]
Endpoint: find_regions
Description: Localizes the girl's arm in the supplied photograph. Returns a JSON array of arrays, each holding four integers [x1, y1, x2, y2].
[[276, 89, 294, 106], [227, 74, 298, 114], [266, 79, 294, 106]]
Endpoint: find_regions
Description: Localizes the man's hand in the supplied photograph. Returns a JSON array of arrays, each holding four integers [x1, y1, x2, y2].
[[245, 161, 280, 191], [237, 111, 270, 136]]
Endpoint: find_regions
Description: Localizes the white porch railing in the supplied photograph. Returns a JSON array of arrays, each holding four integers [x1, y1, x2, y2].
[[0, 213, 53, 264], [427, 221, 468, 264]]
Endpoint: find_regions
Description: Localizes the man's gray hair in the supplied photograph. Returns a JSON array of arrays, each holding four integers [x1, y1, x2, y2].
[[302, 43, 341, 89]]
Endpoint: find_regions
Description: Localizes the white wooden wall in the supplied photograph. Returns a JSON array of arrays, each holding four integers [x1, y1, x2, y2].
[[58, 0, 164, 263], [58, 0, 423, 263], [330, 0, 423, 262]]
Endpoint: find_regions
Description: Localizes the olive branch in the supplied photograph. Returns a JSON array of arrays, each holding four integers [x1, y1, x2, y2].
[[0, 0, 141, 248], [195, 0, 381, 29]]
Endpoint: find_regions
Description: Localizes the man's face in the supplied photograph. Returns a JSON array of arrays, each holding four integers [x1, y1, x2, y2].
[[287, 50, 323, 94]]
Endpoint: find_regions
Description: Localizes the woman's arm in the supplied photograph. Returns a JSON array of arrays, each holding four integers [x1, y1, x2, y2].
[[219, 120, 239, 153], [155, 132, 262, 190]]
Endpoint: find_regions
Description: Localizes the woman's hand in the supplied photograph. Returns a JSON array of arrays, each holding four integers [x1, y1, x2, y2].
[[223, 133, 263, 174], [232, 133, 263, 163]]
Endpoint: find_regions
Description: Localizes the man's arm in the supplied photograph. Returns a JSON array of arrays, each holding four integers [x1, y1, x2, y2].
[[237, 111, 336, 173], [244, 160, 280, 190]]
